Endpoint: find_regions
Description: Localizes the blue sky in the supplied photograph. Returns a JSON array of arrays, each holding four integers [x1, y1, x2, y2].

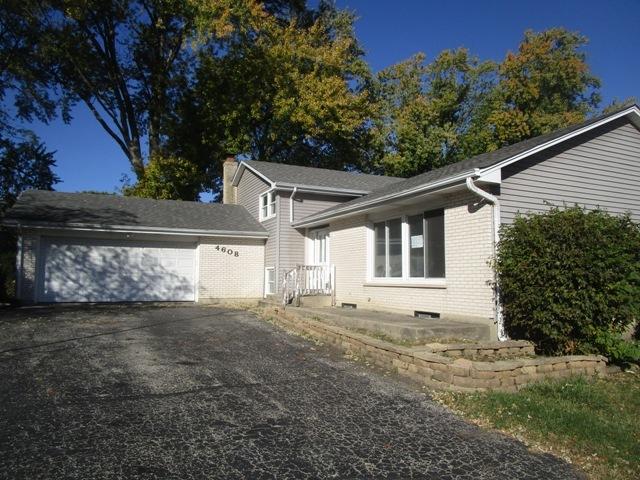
[[21, 0, 640, 194]]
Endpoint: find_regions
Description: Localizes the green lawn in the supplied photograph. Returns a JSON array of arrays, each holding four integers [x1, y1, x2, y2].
[[435, 372, 640, 480]]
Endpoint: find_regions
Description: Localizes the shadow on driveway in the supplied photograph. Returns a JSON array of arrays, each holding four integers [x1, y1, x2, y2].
[[0, 305, 584, 479]]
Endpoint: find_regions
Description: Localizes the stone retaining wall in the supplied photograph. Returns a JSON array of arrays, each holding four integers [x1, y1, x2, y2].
[[426, 340, 535, 359], [266, 308, 607, 393]]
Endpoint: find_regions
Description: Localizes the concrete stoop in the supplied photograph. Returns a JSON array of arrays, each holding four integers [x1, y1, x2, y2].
[[261, 306, 608, 393], [289, 306, 492, 342]]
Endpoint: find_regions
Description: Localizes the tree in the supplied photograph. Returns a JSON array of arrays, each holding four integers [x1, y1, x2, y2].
[[122, 153, 203, 201], [464, 28, 601, 155], [375, 28, 603, 177], [374, 49, 495, 177], [0, 132, 59, 210], [170, 0, 376, 178], [10, 0, 204, 179]]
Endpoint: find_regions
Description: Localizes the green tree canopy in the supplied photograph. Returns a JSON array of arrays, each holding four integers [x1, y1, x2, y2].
[[375, 28, 604, 178], [169, 0, 375, 175], [0, 132, 59, 211]]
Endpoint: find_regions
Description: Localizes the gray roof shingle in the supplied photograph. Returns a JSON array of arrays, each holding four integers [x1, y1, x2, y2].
[[294, 104, 639, 226], [241, 160, 404, 193], [3, 190, 267, 236]]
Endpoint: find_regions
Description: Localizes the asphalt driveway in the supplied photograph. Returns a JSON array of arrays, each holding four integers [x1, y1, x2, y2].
[[0, 305, 582, 479]]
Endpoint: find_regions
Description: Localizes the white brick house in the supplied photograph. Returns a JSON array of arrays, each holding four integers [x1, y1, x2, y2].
[[4, 104, 640, 340]]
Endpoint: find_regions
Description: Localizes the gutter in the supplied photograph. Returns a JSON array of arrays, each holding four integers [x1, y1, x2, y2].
[[2, 221, 269, 239], [293, 170, 476, 228], [465, 175, 508, 341], [289, 187, 298, 223]]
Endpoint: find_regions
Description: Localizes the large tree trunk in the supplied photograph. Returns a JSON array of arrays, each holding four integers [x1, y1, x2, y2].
[[128, 141, 145, 179]]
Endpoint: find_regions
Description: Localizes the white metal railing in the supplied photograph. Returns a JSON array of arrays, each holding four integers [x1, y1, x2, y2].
[[282, 264, 335, 308]]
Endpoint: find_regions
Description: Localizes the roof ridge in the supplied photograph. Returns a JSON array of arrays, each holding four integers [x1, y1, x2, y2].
[[244, 159, 402, 179]]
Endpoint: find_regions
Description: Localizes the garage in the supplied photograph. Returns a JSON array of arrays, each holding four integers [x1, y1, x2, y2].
[[37, 237, 197, 302], [4, 190, 268, 304]]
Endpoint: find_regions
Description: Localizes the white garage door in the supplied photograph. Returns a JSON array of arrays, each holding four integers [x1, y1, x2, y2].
[[37, 237, 196, 302]]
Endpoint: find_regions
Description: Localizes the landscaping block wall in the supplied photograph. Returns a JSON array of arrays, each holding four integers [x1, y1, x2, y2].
[[268, 308, 607, 393]]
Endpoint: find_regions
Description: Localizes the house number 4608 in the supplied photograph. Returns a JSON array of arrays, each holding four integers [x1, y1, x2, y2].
[[215, 245, 239, 257]]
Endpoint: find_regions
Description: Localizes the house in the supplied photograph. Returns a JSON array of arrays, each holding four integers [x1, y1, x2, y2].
[[4, 104, 640, 340]]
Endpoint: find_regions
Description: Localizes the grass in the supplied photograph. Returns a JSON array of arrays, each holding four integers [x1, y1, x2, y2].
[[434, 371, 640, 480]]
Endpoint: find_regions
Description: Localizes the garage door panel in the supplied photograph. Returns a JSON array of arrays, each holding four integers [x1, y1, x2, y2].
[[38, 238, 196, 302]]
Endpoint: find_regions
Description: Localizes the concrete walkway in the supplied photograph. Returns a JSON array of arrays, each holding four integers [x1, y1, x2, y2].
[[292, 306, 492, 342]]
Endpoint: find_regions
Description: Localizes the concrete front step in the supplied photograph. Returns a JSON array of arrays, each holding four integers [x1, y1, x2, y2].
[[292, 306, 492, 342]]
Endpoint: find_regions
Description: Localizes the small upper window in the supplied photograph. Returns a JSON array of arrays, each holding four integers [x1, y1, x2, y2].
[[260, 191, 276, 220]]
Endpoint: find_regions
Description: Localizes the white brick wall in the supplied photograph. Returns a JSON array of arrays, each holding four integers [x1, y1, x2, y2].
[[198, 237, 265, 300], [330, 190, 495, 321], [17, 233, 39, 303]]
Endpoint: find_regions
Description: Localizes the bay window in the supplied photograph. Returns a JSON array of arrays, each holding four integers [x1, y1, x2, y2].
[[372, 209, 445, 280]]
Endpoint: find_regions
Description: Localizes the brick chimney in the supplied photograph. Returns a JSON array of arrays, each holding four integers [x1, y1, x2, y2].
[[222, 154, 237, 204]]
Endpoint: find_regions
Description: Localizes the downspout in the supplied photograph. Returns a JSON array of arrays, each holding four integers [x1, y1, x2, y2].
[[289, 187, 297, 223], [465, 175, 508, 341]]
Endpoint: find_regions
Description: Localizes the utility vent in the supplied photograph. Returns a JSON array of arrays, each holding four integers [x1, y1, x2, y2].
[[341, 303, 357, 309], [414, 310, 440, 319]]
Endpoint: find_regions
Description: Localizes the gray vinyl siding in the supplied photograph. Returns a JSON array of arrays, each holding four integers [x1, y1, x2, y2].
[[276, 192, 353, 292], [499, 118, 640, 224], [235, 169, 276, 280]]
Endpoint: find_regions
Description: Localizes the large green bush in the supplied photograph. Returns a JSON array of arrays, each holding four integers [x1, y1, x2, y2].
[[495, 206, 640, 362]]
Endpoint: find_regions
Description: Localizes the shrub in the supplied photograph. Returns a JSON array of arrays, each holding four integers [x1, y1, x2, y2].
[[495, 205, 640, 360]]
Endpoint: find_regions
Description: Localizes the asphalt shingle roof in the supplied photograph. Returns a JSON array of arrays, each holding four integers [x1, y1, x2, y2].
[[242, 160, 404, 193], [3, 190, 267, 235], [294, 104, 639, 226]]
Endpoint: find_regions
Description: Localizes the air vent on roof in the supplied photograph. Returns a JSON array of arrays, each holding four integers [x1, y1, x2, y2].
[[414, 310, 440, 319], [341, 303, 357, 309]]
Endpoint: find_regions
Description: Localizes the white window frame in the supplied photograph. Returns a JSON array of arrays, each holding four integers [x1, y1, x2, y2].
[[366, 210, 446, 287], [264, 267, 276, 296], [259, 190, 276, 221]]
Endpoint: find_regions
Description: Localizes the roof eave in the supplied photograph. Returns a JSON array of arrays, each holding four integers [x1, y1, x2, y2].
[[292, 170, 476, 228], [478, 105, 640, 176], [2, 220, 269, 239], [274, 183, 369, 196]]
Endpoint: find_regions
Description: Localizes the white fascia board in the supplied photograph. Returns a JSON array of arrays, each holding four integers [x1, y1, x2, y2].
[[292, 170, 476, 228], [476, 168, 501, 184], [479, 106, 640, 176], [275, 184, 367, 197], [232, 161, 275, 187], [5, 222, 269, 239]]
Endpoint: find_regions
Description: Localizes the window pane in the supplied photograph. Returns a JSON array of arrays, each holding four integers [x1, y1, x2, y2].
[[374, 222, 386, 277], [388, 218, 402, 277], [266, 269, 275, 294], [408, 214, 425, 277], [426, 211, 445, 277]]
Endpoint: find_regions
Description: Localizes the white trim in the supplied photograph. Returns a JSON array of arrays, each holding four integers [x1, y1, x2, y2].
[[232, 161, 275, 187], [4, 222, 268, 239], [264, 267, 276, 296], [194, 243, 200, 302], [258, 189, 276, 222], [293, 171, 474, 228], [289, 187, 297, 223], [363, 280, 446, 289], [465, 177, 507, 341], [368, 211, 446, 283], [294, 106, 640, 229], [478, 106, 640, 176]]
